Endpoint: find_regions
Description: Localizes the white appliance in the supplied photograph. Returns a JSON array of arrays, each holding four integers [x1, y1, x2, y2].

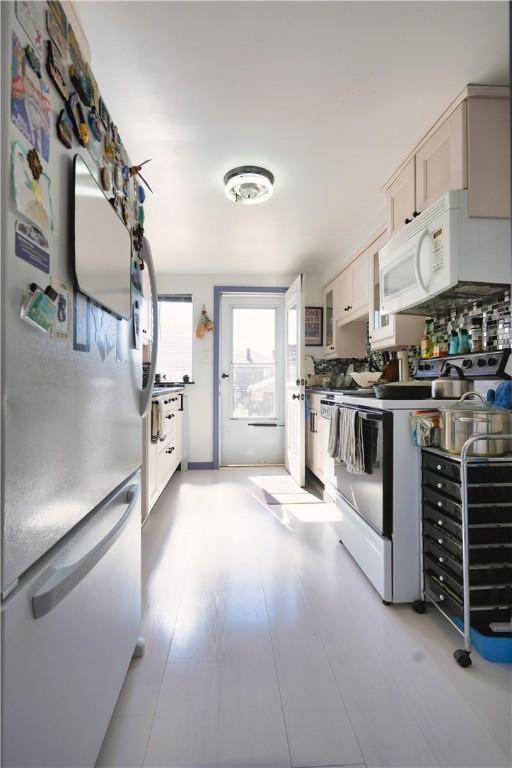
[[323, 393, 456, 603], [1, 4, 159, 766], [379, 189, 511, 316]]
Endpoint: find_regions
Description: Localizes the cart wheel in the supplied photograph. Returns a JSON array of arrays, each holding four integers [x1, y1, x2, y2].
[[412, 600, 426, 614], [454, 649, 472, 668]]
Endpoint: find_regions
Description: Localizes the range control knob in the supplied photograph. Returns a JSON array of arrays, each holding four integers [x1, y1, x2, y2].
[[462, 359, 472, 369], [424, 363, 431, 371], [487, 357, 497, 366], [477, 358, 487, 367]]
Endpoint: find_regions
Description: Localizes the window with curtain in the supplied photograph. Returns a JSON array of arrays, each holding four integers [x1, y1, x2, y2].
[[157, 295, 193, 382]]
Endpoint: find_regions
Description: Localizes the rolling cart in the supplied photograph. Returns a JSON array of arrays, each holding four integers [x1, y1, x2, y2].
[[414, 434, 512, 667]]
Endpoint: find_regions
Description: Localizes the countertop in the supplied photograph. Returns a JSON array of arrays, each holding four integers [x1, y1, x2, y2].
[[152, 385, 185, 396]]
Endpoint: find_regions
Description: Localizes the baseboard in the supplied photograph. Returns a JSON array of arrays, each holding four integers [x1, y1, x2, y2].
[[188, 461, 215, 470]]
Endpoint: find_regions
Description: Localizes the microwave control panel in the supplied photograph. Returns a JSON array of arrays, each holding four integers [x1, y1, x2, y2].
[[432, 228, 444, 274]]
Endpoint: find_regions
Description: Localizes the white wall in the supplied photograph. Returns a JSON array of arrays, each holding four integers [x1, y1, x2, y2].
[[156, 271, 322, 463]]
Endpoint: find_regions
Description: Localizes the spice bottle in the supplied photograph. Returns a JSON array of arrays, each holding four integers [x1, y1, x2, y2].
[[420, 335, 432, 359], [470, 317, 483, 352]]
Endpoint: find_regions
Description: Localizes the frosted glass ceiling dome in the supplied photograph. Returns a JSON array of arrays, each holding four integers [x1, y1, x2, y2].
[[223, 166, 275, 205]]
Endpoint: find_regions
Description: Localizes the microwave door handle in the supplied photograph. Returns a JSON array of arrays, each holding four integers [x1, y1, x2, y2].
[[414, 228, 431, 294]]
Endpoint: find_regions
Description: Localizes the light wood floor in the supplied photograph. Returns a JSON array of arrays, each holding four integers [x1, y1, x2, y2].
[[97, 467, 512, 768]]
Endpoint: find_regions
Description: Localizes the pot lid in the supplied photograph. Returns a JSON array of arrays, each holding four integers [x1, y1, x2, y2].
[[441, 392, 510, 413]]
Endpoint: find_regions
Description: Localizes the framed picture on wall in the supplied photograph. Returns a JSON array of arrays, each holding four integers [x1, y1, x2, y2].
[[305, 306, 323, 346]]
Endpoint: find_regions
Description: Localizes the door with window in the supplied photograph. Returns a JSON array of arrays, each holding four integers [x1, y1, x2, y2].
[[220, 294, 285, 466], [285, 275, 305, 486]]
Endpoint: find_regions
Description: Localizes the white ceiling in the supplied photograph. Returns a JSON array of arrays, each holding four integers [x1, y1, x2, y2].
[[77, 1, 509, 277]]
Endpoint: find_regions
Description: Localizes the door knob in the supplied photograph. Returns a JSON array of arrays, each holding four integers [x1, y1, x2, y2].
[[221, 373, 230, 379]]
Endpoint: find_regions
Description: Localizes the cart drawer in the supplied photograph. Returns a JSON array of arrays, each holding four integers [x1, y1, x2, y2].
[[422, 451, 512, 484], [423, 486, 512, 526], [426, 561, 512, 604], [424, 540, 512, 586], [423, 505, 512, 546], [423, 469, 512, 504], [423, 504, 461, 540], [423, 469, 462, 500], [424, 574, 512, 623], [423, 522, 462, 559]]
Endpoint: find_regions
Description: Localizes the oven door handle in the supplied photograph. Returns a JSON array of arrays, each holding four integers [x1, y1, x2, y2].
[[358, 412, 383, 422]]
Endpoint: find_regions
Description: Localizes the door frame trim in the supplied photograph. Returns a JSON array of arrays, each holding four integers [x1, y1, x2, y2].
[[213, 286, 288, 470]]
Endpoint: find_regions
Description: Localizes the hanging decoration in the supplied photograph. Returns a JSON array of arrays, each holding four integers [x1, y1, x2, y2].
[[130, 159, 153, 192], [195, 305, 214, 338]]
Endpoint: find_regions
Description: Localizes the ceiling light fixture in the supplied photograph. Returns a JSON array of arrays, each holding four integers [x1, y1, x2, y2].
[[223, 165, 274, 205]]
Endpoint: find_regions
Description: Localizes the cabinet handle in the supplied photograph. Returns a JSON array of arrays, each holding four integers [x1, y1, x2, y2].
[[439, 575, 444, 582], [437, 482, 443, 489], [405, 217, 412, 224], [436, 464, 442, 470], [438, 538, 444, 545], [165, 447, 174, 454], [438, 594, 445, 601], [437, 501, 443, 507], [438, 519, 443, 526], [438, 556, 444, 563], [344, 305, 352, 312], [413, 211, 421, 217]]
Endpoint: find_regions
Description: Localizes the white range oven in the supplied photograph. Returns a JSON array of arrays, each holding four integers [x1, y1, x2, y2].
[[324, 394, 456, 604]]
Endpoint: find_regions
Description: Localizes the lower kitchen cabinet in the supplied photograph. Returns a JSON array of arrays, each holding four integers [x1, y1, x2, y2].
[[142, 390, 184, 524], [306, 393, 324, 481]]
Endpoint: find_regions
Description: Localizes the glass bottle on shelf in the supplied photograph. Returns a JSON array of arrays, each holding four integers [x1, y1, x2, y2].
[[458, 327, 470, 354]]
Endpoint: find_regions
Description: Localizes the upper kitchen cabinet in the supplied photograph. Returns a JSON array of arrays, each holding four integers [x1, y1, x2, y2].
[[323, 274, 367, 359], [323, 284, 335, 355], [385, 158, 416, 238], [383, 86, 510, 237], [335, 250, 369, 326], [368, 230, 424, 351], [415, 102, 466, 213]]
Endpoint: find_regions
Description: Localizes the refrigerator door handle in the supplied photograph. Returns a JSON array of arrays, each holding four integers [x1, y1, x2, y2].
[[32, 484, 140, 619], [140, 236, 159, 417]]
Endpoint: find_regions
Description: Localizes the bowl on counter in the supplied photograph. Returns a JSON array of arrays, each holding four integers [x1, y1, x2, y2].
[[350, 371, 382, 389]]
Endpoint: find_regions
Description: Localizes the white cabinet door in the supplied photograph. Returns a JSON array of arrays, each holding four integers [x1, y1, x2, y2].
[[385, 157, 416, 237], [285, 275, 305, 487], [323, 285, 335, 356], [415, 102, 466, 213], [333, 269, 350, 322]]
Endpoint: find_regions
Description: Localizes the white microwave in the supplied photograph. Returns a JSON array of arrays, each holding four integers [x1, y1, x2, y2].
[[379, 190, 511, 316]]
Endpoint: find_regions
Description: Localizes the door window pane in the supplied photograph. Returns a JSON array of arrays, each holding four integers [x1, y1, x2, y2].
[[232, 308, 276, 418], [287, 307, 297, 383]]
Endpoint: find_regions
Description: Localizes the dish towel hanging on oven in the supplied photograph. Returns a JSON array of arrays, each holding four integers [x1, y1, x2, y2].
[[151, 400, 165, 443], [328, 405, 340, 458], [337, 408, 365, 474]]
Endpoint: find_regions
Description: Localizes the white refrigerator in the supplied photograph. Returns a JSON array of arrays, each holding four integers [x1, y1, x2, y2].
[[1, 3, 158, 766]]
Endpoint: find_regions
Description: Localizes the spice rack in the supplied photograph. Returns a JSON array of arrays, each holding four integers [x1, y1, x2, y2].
[[415, 435, 512, 667]]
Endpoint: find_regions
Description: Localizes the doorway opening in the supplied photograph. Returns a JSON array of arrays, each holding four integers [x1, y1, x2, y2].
[[219, 292, 286, 466]]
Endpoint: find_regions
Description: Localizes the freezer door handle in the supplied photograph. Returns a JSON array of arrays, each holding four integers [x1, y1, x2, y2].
[[140, 236, 159, 417], [31, 484, 140, 619]]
